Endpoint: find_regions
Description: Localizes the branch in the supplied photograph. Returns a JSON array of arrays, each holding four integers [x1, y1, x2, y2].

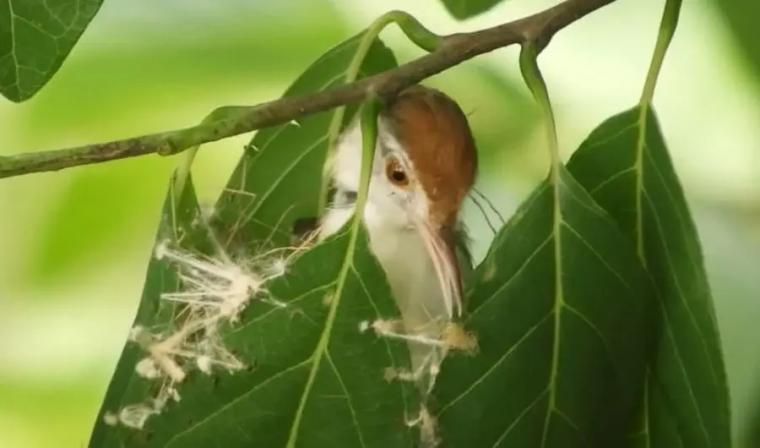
[[0, 0, 615, 179]]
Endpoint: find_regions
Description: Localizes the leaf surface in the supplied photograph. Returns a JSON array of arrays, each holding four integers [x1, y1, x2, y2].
[[440, 0, 506, 19], [567, 107, 731, 448], [211, 36, 397, 250], [91, 35, 416, 448], [88, 175, 207, 447], [0, 0, 102, 101], [162, 227, 416, 448], [433, 166, 653, 447], [716, 0, 760, 84]]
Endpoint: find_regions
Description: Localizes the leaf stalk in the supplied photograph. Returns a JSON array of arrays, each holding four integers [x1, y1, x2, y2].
[[640, 0, 682, 107], [519, 44, 560, 176]]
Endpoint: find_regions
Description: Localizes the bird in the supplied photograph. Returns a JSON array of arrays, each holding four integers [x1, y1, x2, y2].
[[319, 85, 477, 388]]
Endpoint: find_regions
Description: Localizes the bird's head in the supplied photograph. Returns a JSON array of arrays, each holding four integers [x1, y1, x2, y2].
[[332, 86, 477, 317]]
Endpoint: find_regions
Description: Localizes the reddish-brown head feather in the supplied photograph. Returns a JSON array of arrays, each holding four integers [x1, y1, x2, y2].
[[383, 86, 477, 228]]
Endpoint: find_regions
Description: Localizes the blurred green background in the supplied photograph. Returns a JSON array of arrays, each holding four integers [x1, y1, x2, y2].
[[0, 0, 758, 446]]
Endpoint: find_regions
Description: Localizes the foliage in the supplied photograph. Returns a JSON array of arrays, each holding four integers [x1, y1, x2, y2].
[[0, 0, 102, 101], [567, 107, 731, 447], [433, 166, 654, 447], [440, 0, 505, 19], [716, 0, 760, 85], [0, 0, 738, 447]]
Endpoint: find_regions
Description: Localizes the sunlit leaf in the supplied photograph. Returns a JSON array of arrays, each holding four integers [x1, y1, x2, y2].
[[567, 107, 731, 448], [439, 0, 506, 20], [0, 0, 102, 101], [433, 166, 653, 447]]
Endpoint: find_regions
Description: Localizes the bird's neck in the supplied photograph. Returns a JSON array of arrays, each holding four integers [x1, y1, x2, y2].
[[320, 196, 453, 382]]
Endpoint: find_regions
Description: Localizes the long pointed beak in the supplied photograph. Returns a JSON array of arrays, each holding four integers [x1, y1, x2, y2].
[[418, 222, 463, 319]]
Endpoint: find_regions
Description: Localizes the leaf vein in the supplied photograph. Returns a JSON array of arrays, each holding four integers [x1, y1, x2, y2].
[[325, 349, 368, 448], [642, 190, 720, 385], [588, 166, 636, 195], [438, 312, 552, 414], [164, 358, 312, 446], [469, 234, 553, 317], [491, 388, 549, 448], [560, 221, 636, 296]]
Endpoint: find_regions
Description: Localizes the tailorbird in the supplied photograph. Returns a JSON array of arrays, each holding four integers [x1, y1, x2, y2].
[[320, 85, 477, 385]]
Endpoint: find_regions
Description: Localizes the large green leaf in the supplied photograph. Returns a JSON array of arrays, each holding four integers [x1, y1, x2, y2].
[[88, 174, 208, 446], [0, 0, 102, 101], [91, 212, 417, 447], [433, 166, 653, 447], [439, 0, 506, 20], [211, 36, 397, 250], [91, 35, 413, 447], [567, 107, 731, 447]]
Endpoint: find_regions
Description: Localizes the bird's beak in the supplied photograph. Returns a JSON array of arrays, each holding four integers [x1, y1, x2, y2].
[[418, 221, 463, 319]]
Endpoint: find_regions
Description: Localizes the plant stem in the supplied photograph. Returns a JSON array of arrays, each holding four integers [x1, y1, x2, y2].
[[519, 43, 565, 448], [172, 109, 226, 200], [519, 44, 560, 176], [0, 0, 616, 179], [172, 147, 198, 203], [354, 98, 381, 232], [640, 0, 682, 107], [634, 0, 682, 259]]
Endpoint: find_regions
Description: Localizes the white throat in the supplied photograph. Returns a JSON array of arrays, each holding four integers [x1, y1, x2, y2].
[[319, 121, 452, 382]]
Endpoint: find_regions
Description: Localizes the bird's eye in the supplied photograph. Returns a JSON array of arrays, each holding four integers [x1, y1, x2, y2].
[[385, 157, 409, 187]]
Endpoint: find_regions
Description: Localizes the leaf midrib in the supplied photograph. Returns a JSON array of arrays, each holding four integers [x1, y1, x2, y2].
[[635, 109, 720, 446], [285, 226, 361, 447], [538, 168, 565, 448], [578, 108, 724, 446]]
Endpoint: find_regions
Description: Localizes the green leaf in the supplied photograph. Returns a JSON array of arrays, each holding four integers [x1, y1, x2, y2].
[[433, 166, 653, 447], [164, 228, 416, 448], [91, 218, 417, 447], [716, 0, 760, 84], [211, 36, 397, 249], [744, 394, 760, 448], [92, 36, 414, 447], [566, 107, 731, 447], [0, 0, 102, 102], [440, 0, 505, 20], [88, 174, 207, 447]]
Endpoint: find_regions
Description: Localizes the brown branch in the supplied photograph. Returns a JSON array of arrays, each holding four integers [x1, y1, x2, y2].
[[0, 0, 615, 179]]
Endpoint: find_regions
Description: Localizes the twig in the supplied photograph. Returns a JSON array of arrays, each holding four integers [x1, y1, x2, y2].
[[0, 0, 615, 179]]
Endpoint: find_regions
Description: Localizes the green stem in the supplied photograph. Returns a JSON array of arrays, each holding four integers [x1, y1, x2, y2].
[[317, 10, 442, 212], [171, 108, 233, 201], [0, 1, 616, 180], [519, 44, 560, 176], [640, 0, 682, 106], [634, 0, 682, 260], [284, 98, 381, 448], [172, 146, 198, 203], [519, 44, 565, 448], [355, 98, 382, 224]]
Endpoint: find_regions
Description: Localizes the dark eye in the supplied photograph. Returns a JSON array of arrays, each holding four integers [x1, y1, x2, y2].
[[385, 157, 409, 187]]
